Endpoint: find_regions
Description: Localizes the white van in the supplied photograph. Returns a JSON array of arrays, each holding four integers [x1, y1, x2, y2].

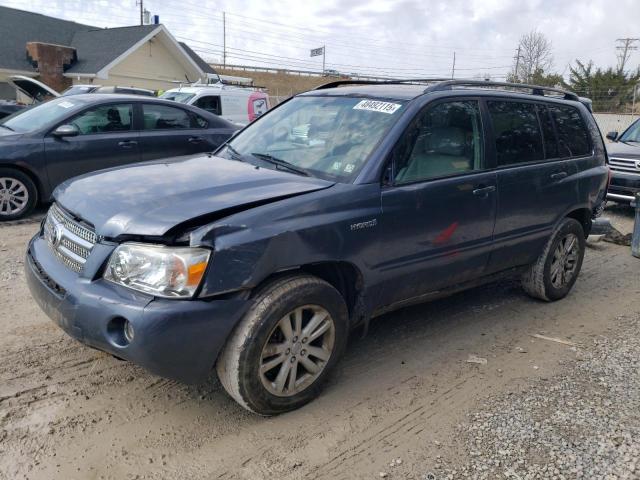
[[160, 84, 270, 126]]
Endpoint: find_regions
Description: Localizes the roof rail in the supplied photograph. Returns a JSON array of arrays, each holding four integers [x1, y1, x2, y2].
[[314, 78, 452, 90], [314, 78, 579, 101], [424, 80, 579, 101]]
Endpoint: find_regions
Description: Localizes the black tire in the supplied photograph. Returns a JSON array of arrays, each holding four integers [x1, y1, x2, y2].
[[0, 168, 38, 221], [522, 218, 586, 301], [216, 274, 349, 415]]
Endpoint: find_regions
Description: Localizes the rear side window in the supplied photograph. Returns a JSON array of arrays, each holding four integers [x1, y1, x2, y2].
[[142, 104, 191, 130], [549, 105, 591, 157], [487, 101, 544, 166]]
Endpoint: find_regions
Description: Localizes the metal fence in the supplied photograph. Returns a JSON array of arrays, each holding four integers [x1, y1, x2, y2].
[[593, 113, 639, 136]]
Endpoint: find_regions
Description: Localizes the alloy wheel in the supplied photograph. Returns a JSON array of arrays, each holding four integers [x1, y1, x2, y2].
[[259, 305, 336, 397], [549, 233, 579, 288], [0, 177, 29, 217]]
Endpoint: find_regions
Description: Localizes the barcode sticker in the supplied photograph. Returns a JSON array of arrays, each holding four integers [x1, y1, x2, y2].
[[353, 99, 402, 114]]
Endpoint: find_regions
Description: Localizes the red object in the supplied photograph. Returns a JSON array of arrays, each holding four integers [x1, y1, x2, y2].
[[433, 221, 459, 245]]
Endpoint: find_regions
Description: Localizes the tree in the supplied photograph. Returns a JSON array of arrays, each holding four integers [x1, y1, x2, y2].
[[510, 30, 554, 83], [566, 59, 640, 112]]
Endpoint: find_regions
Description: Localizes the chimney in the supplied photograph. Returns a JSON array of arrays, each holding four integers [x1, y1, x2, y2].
[[26, 42, 77, 93]]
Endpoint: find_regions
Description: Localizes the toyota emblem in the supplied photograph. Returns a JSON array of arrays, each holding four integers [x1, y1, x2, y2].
[[636, 160, 640, 170], [48, 220, 64, 248]]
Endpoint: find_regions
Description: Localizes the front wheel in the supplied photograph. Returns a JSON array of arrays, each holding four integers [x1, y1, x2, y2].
[[0, 168, 38, 221], [522, 217, 586, 301], [216, 274, 348, 415]]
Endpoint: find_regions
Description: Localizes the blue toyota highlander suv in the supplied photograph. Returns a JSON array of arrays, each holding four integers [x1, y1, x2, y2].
[[26, 80, 609, 415]]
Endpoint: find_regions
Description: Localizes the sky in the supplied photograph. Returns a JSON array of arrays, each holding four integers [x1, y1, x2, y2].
[[1, 0, 639, 80]]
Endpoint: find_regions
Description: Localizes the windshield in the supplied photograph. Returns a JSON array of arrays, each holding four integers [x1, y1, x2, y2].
[[224, 95, 406, 181], [159, 91, 196, 103], [1, 97, 81, 133], [619, 119, 640, 143]]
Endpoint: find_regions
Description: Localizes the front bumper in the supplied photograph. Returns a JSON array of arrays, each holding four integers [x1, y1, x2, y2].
[[26, 234, 250, 384], [608, 170, 640, 203]]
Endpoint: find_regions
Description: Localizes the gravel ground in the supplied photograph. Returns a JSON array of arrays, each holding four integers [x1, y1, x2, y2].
[[434, 313, 640, 480]]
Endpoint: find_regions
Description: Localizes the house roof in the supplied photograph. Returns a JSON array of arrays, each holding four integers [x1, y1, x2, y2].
[[0, 6, 92, 72], [0, 6, 212, 79], [67, 25, 158, 74], [179, 42, 218, 75]]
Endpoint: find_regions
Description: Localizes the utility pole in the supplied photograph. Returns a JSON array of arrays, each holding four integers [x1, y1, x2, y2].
[[616, 38, 639, 74], [136, 0, 143, 26], [222, 12, 226, 68], [451, 51, 456, 79], [514, 45, 521, 83], [322, 45, 326, 75]]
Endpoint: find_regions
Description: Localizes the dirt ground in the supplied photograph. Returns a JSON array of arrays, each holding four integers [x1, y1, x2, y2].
[[0, 205, 638, 480]]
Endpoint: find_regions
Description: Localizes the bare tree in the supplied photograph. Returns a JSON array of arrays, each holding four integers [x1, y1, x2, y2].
[[511, 30, 554, 83]]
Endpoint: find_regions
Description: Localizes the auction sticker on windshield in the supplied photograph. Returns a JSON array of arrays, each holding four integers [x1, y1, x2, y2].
[[353, 99, 402, 114]]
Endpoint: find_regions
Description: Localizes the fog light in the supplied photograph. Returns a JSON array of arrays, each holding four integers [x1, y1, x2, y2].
[[123, 320, 135, 343]]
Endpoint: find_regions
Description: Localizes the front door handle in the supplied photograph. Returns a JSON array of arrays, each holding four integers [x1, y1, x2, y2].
[[118, 140, 137, 148], [472, 185, 496, 197], [188, 136, 204, 144], [550, 171, 568, 180]]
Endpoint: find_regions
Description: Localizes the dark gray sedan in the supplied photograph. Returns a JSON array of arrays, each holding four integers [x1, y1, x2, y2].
[[0, 94, 238, 220]]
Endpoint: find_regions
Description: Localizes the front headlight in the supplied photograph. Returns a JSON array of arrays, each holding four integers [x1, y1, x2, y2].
[[104, 243, 211, 298]]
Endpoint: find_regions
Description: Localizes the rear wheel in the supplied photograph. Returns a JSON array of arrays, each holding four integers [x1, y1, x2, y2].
[[0, 168, 37, 221], [216, 274, 348, 415], [522, 218, 585, 301]]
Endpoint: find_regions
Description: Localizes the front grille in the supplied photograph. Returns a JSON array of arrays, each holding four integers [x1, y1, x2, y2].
[[44, 203, 96, 273], [609, 157, 640, 174]]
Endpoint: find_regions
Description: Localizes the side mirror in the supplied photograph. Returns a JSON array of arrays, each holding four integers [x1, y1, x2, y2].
[[52, 124, 79, 137], [606, 131, 618, 142]]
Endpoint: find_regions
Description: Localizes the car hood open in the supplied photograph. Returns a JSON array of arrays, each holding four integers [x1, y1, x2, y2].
[[54, 154, 334, 238]]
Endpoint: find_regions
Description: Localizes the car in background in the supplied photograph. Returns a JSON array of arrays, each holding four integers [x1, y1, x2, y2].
[[0, 101, 23, 120], [0, 94, 237, 220], [606, 118, 640, 204], [8, 76, 157, 106], [160, 84, 269, 126]]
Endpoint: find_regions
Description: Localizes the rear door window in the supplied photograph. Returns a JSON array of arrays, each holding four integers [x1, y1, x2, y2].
[[142, 104, 192, 130], [488, 101, 544, 166], [549, 105, 591, 157]]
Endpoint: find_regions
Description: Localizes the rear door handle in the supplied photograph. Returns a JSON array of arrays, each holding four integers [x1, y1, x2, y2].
[[472, 185, 496, 197], [188, 136, 204, 144], [550, 171, 568, 180], [118, 140, 137, 148]]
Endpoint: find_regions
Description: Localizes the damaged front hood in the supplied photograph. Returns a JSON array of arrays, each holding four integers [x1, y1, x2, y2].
[[54, 154, 334, 238]]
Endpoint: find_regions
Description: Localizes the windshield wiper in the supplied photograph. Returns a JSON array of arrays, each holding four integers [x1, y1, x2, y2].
[[0, 124, 14, 131], [250, 152, 310, 176]]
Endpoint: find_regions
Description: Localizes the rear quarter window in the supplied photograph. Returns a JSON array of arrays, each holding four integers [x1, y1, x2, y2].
[[549, 105, 591, 157]]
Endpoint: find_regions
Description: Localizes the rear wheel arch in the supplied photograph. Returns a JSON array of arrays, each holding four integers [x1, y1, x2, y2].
[[565, 207, 592, 237]]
